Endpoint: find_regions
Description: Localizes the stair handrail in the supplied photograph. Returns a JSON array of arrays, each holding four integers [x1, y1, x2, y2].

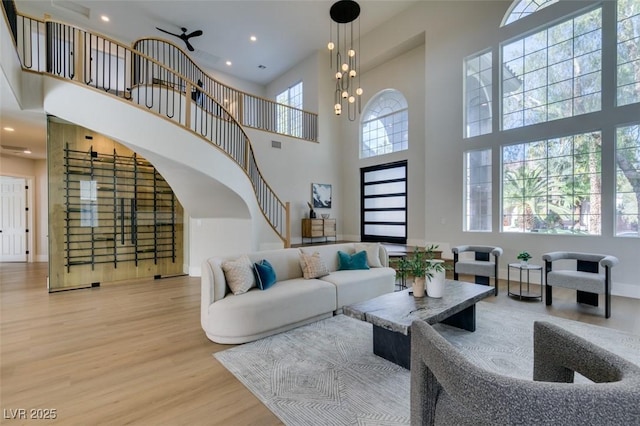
[[133, 37, 319, 143], [6, 11, 290, 247]]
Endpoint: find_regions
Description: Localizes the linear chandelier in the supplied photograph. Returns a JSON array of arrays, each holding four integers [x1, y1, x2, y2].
[[328, 0, 363, 121]]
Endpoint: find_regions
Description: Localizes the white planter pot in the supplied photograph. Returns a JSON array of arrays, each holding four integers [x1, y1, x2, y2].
[[426, 261, 446, 298], [412, 277, 426, 298]]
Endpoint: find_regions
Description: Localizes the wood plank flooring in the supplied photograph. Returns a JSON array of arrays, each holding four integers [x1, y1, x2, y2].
[[1, 262, 638, 425]]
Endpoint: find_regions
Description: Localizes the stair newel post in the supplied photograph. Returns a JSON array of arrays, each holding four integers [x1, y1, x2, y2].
[[285, 201, 291, 248], [185, 81, 192, 130], [74, 27, 83, 83]]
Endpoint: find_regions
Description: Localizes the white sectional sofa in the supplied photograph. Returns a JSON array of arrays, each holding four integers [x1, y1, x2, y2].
[[201, 243, 396, 344]]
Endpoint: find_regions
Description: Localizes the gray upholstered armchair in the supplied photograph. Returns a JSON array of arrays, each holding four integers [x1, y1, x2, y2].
[[410, 320, 640, 426], [451, 245, 502, 296], [542, 251, 618, 318]]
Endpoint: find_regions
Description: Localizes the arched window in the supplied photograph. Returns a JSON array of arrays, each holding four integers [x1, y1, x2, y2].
[[501, 0, 558, 26], [360, 89, 408, 159]]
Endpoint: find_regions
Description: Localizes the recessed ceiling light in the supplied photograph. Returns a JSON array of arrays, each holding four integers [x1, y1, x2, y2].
[[23, 150, 32, 154], [225, 60, 232, 66], [3, 127, 15, 132], [250, 35, 257, 42], [100, 15, 109, 22]]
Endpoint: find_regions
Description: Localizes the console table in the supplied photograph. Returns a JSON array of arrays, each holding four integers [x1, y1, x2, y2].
[[301, 218, 336, 244]]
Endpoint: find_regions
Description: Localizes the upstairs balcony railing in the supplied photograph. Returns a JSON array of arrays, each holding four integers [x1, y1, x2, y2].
[[134, 38, 318, 142], [7, 11, 291, 247]]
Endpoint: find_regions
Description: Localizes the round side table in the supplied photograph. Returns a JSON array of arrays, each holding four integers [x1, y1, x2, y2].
[[507, 263, 543, 301]]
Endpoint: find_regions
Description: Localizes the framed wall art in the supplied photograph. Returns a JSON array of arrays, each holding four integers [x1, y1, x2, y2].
[[312, 183, 332, 208]]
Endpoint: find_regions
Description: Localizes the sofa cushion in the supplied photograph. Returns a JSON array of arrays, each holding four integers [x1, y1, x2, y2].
[[354, 243, 383, 268], [206, 278, 337, 340], [338, 250, 370, 271], [246, 248, 303, 282], [455, 260, 496, 277], [221, 255, 256, 295], [301, 243, 358, 272], [320, 267, 396, 308], [299, 251, 330, 279], [547, 270, 605, 293], [254, 259, 277, 290]]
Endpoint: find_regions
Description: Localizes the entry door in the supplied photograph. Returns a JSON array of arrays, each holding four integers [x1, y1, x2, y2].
[[361, 161, 408, 244], [0, 176, 27, 262]]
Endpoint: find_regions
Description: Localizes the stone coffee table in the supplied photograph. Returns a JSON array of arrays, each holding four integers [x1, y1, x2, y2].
[[343, 280, 494, 369]]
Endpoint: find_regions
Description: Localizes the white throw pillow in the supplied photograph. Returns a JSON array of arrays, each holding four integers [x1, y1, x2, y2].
[[299, 252, 330, 279], [221, 255, 256, 295], [354, 243, 383, 268]]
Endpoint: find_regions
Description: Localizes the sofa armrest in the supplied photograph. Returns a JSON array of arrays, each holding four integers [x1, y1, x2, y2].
[[600, 255, 619, 268], [201, 257, 228, 305], [377, 244, 390, 267]]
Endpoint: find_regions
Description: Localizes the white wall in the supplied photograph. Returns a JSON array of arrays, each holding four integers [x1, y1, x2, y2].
[[339, 43, 426, 243], [188, 217, 252, 275], [335, 0, 640, 297], [250, 51, 342, 245]]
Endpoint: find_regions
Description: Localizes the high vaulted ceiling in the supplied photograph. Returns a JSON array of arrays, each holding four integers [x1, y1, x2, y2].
[[1, 0, 417, 161]]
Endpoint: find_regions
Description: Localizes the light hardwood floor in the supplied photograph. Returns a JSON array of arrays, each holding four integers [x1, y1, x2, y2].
[[1, 262, 638, 425]]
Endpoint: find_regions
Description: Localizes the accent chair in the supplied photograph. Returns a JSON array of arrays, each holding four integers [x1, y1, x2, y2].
[[451, 245, 502, 296], [410, 320, 640, 425], [542, 251, 618, 318]]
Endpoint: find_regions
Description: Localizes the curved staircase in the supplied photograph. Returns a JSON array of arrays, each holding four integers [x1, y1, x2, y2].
[[2, 11, 316, 249]]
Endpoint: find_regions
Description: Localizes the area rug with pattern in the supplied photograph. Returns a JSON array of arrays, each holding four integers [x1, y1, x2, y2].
[[214, 302, 640, 426]]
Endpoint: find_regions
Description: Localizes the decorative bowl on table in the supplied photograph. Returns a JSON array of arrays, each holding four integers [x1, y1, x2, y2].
[[321, 214, 330, 219]]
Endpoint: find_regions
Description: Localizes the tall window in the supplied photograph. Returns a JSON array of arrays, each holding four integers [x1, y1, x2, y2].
[[464, 51, 492, 138], [361, 161, 407, 244], [616, 124, 640, 237], [276, 81, 303, 137], [617, 0, 640, 106], [502, 131, 602, 235], [464, 149, 492, 231], [360, 90, 408, 159], [501, 0, 559, 26], [502, 7, 602, 130]]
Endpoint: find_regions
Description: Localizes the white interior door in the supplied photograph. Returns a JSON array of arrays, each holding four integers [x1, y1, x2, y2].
[[0, 176, 27, 262]]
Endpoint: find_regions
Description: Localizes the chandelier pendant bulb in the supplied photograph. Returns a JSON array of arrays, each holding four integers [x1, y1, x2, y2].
[[328, 0, 362, 121]]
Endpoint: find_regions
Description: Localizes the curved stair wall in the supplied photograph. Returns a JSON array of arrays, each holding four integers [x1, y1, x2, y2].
[[5, 11, 291, 248]]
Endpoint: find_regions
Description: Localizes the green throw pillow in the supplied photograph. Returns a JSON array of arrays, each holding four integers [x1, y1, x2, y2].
[[337, 250, 370, 271]]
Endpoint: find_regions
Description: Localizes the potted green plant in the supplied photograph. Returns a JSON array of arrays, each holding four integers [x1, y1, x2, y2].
[[394, 245, 451, 298], [391, 247, 426, 297], [517, 250, 532, 266]]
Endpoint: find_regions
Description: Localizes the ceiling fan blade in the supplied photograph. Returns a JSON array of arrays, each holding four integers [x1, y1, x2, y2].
[[186, 30, 203, 39], [184, 39, 195, 51], [156, 27, 179, 38]]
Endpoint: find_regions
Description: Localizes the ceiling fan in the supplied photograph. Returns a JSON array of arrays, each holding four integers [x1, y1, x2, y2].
[[156, 27, 203, 51]]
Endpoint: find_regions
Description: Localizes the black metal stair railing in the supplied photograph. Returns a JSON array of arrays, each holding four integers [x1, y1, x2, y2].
[[133, 38, 318, 143], [6, 11, 290, 247]]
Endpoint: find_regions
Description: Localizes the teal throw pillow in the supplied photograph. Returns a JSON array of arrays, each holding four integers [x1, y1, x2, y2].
[[254, 259, 277, 290], [337, 250, 370, 271]]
